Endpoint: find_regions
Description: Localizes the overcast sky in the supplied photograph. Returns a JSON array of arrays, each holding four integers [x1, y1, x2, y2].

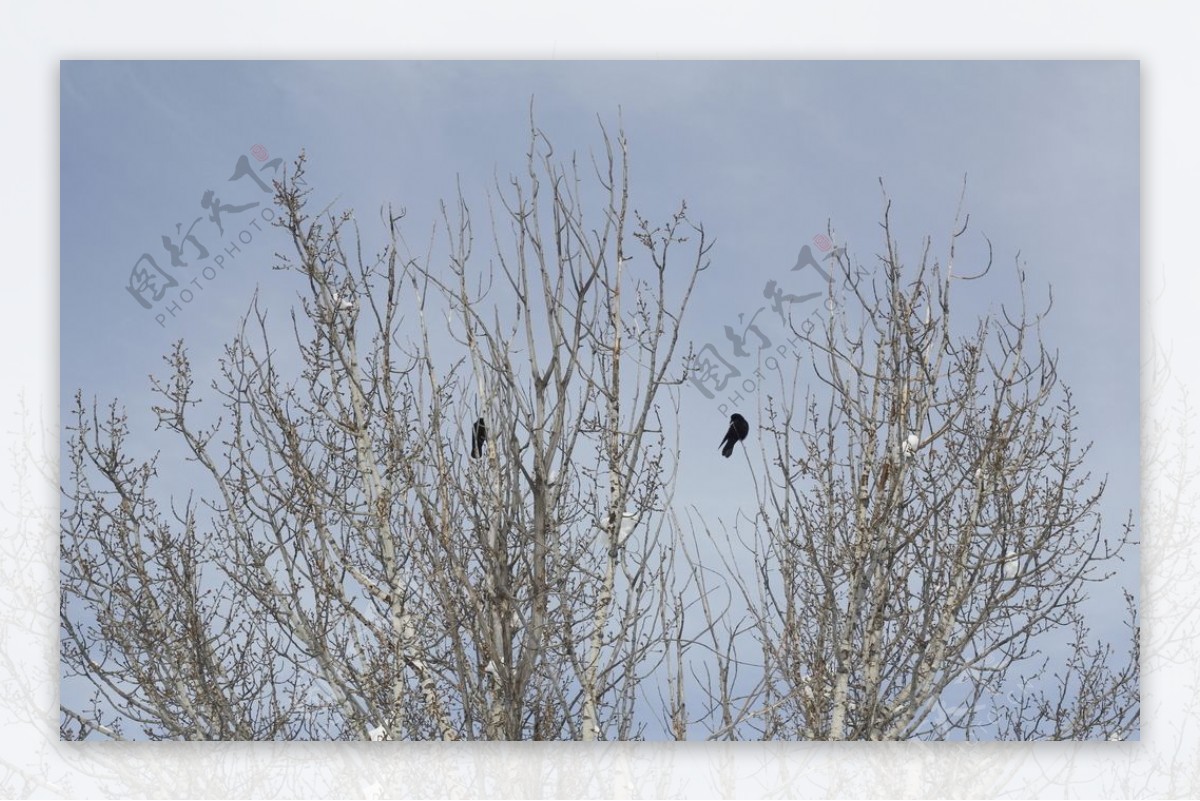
[[60, 60, 1140, 643]]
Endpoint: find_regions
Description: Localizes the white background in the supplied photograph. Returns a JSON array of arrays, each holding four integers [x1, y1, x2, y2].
[[4, 1, 1195, 796]]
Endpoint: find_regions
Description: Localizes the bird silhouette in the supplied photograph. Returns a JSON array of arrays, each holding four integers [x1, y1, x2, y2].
[[719, 413, 750, 458], [471, 417, 486, 459]]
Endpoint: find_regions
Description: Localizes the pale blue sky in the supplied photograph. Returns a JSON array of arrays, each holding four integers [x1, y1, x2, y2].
[[60, 60, 1139, 737]]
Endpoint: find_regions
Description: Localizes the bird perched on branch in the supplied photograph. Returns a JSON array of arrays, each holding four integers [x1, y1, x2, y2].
[[471, 417, 486, 459], [719, 413, 750, 458]]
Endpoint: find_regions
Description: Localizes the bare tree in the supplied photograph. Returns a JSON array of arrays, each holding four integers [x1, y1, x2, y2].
[[60, 115, 711, 740], [713, 186, 1139, 740], [60, 120, 1136, 742]]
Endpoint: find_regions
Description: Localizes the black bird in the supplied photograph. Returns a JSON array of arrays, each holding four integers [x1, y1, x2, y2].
[[471, 417, 487, 459], [719, 413, 750, 458]]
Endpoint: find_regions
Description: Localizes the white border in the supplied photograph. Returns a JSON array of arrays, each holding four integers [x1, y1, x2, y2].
[[7, 2, 1191, 797]]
